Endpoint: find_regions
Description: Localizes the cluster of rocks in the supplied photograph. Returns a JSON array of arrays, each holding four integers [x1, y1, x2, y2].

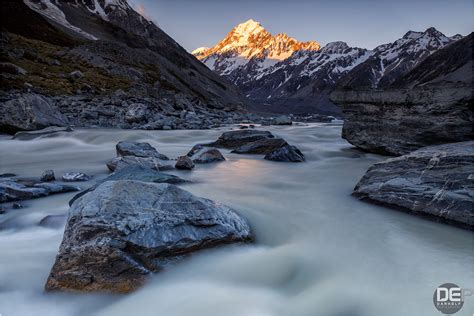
[[204, 130, 305, 162], [0, 92, 336, 135]]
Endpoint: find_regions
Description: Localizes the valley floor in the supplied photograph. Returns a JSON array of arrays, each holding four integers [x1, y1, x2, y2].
[[0, 123, 472, 316]]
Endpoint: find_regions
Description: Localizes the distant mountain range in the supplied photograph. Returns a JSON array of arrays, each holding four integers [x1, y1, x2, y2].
[[193, 20, 464, 114]]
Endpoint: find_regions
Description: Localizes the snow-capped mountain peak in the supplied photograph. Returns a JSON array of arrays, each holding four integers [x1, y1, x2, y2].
[[232, 19, 266, 38], [320, 41, 350, 54]]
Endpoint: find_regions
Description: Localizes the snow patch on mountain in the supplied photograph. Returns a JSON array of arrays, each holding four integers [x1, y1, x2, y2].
[[24, 0, 98, 40]]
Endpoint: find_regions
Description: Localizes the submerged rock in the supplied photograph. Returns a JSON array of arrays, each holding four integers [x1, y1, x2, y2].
[[264, 144, 305, 162], [69, 165, 186, 206], [0, 94, 69, 135], [62, 172, 91, 182], [175, 156, 195, 170], [46, 180, 253, 293], [0, 177, 80, 203], [187, 145, 225, 164], [39, 214, 67, 228], [353, 141, 474, 229]]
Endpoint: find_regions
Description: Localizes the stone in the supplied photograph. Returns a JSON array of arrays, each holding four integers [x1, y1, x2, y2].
[[69, 165, 187, 206], [13, 126, 73, 140], [45, 180, 252, 293], [353, 141, 474, 229], [69, 70, 84, 80], [206, 130, 286, 154], [106, 156, 171, 172], [0, 177, 80, 203], [0, 94, 69, 135], [125, 103, 148, 124], [40, 170, 55, 182], [272, 115, 292, 125], [186, 145, 225, 164], [62, 172, 91, 182], [116, 141, 169, 160], [0, 62, 27, 75], [175, 156, 194, 170], [12, 202, 23, 209], [264, 144, 305, 162]]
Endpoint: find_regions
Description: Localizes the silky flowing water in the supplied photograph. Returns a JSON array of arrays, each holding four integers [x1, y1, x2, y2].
[[0, 123, 472, 316]]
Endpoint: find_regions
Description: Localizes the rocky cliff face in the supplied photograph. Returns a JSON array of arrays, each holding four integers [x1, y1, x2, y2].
[[0, 0, 246, 133], [331, 33, 473, 156]]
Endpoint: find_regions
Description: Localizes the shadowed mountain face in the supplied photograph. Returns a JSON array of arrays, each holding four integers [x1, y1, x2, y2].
[[193, 21, 460, 115], [2, 0, 246, 110]]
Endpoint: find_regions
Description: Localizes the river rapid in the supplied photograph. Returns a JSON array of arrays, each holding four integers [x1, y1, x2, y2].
[[0, 123, 472, 316]]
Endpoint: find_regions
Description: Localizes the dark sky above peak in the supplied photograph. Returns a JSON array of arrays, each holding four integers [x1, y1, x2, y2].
[[129, 0, 473, 51]]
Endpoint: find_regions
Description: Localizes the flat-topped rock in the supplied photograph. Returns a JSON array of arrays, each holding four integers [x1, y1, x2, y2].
[[106, 156, 172, 172], [46, 180, 253, 293], [116, 141, 169, 160], [353, 141, 474, 229], [0, 177, 80, 203]]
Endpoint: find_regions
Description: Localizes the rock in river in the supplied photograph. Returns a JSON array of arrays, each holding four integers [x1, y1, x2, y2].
[[0, 177, 80, 203], [175, 156, 195, 170], [205, 130, 305, 161], [353, 141, 474, 229], [116, 141, 169, 160], [187, 145, 225, 164], [40, 170, 55, 182], [45, 180, 253, 293], [62, 172, 91, 182], [264, 144, 305, 162]]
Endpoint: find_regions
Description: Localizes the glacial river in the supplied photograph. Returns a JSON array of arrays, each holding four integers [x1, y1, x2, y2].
[[0, 123, 472, 316]]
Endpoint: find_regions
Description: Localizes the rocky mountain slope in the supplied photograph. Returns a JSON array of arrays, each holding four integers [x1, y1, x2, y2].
[[1, 0, 248, 133], [194, 21, 459, 115], [331, 33, 473, 156]]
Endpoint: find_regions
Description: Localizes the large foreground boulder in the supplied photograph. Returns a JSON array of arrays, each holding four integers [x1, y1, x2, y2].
[[353, 141, 474, 229], [46, 180, 253, 293], [0, 94, 69, 134]]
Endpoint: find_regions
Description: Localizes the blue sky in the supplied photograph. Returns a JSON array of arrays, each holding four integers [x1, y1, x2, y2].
[[129, 0, 473, 51]]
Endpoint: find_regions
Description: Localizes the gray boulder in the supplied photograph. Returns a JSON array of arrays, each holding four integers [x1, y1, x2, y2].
[[264, 144, 305, 162], [175, 156, 195, 170], [40, 170, 55, 182], [187, 145, 225, 164], [106, 156, 172, 172], [125, 103, 148, 124], [353, 141, 474, 229], [116, 141, 169, 160], [206, 130, 287, 154], [45, 180, 252, 293], [0, 94, 69, 134]]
